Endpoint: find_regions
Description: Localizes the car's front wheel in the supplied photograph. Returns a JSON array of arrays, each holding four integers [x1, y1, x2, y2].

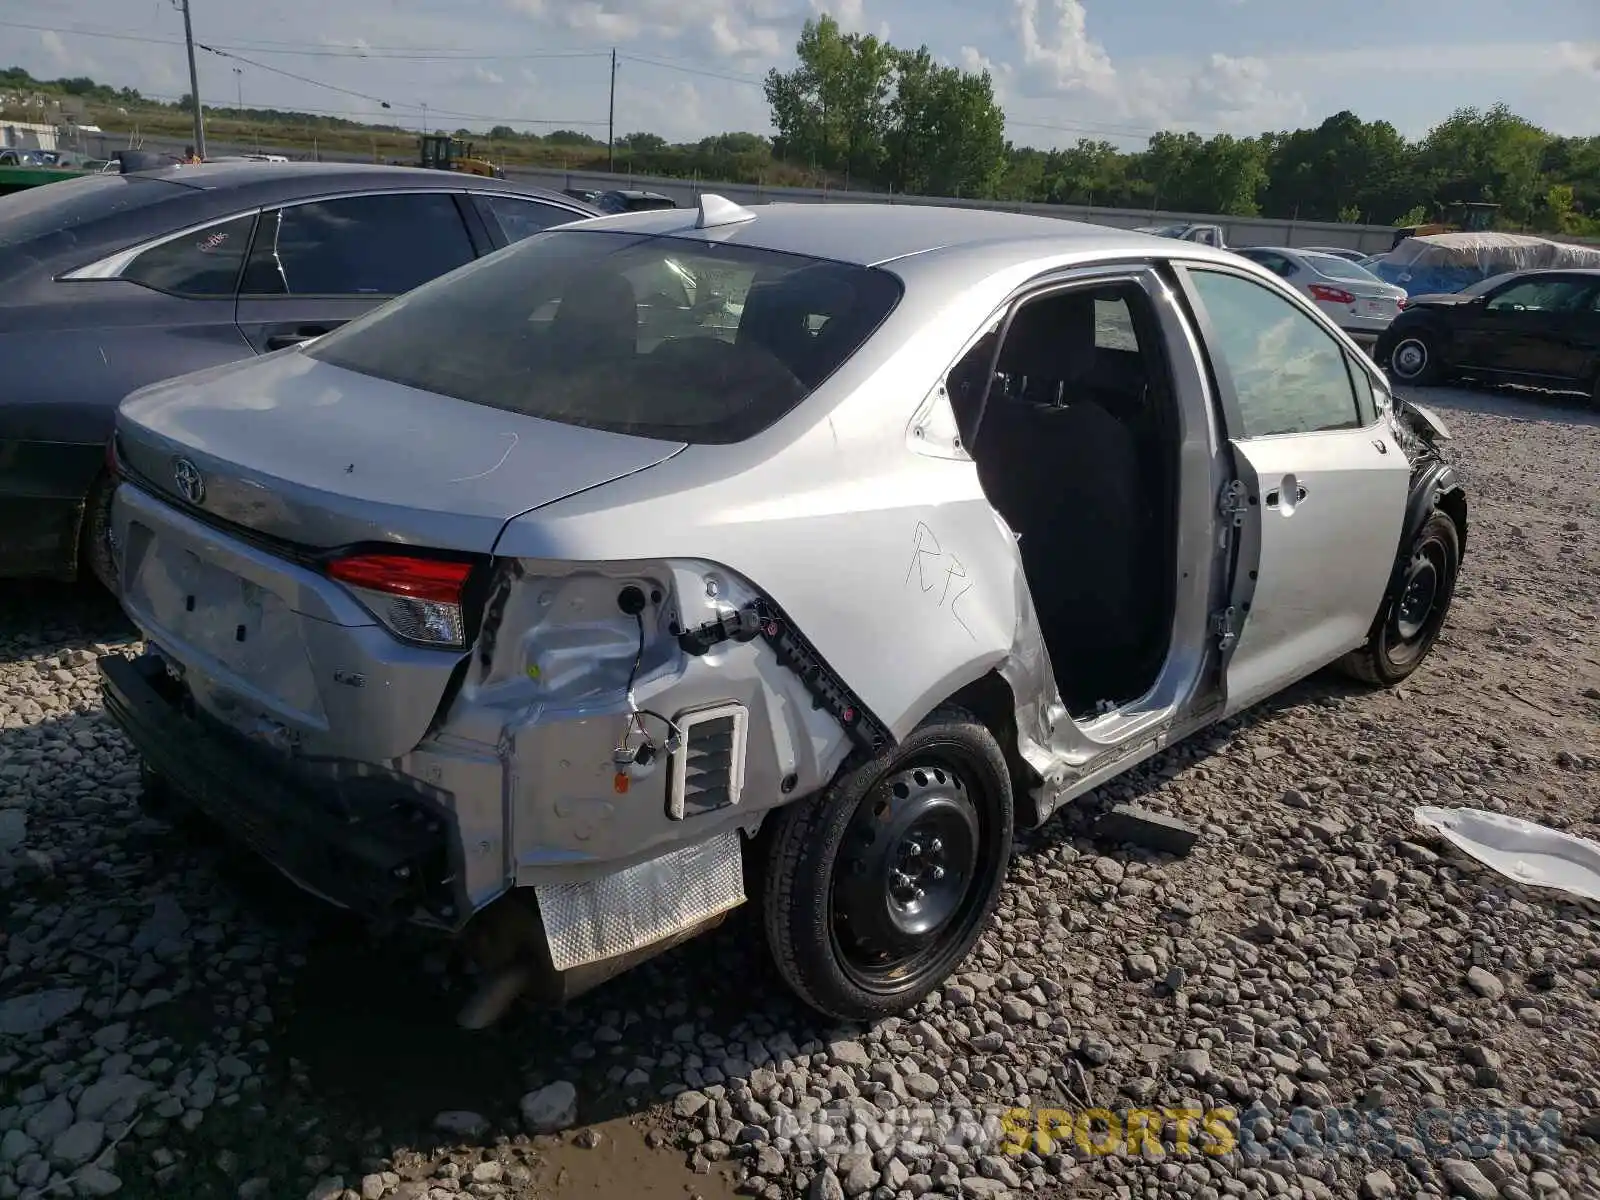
[[1339, 509, 1461, 686], [1387, 330, 1442, 386], [761, 707, 1014, 1022]]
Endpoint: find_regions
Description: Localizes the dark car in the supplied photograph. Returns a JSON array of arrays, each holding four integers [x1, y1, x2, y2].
[[593, 189, 677, 214], [1376, 268, 1600, 403], [0, 161, 599, 586]]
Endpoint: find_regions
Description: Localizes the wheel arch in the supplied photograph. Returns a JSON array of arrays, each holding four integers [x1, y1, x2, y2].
[[941, 670, 1047, 828], [1390, 458, 1467, 600], [1386, 314, 1456, 365]]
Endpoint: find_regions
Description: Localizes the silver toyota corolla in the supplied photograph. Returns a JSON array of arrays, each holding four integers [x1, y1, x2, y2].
[[98, 196, 1467, 1025]]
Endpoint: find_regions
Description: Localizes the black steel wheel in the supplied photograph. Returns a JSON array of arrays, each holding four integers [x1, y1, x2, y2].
[[1339, 510, 1460, 686], [761, 706, 1014, 1021], [1388, 331, 1440, 386]]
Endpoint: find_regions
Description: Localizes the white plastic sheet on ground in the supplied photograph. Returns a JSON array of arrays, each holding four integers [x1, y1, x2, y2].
[[1414, 806, 1600, 903]]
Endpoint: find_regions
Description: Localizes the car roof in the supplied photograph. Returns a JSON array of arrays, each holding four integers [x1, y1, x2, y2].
[[123, 160, 586, 207], [567, 200, 1211, 270]]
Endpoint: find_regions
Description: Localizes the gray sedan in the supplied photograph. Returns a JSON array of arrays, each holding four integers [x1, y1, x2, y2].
[[0, 161, 596, 586], [98, 198, 1467, 1025]]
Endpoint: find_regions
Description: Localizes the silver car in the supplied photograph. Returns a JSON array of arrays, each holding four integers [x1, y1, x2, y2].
[[98, 197, 1467, 1025], [1232, 245, 1409, 347]]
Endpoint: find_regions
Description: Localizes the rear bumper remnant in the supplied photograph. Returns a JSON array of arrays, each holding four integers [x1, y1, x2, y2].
[[98, 651, 468, 928]]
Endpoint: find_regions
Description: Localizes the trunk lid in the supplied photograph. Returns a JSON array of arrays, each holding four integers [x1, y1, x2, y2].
[[116, 349, 687, 552]]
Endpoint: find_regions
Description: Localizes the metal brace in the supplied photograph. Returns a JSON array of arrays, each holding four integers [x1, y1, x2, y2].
[[1217, 479, 1249, 528], [1211, 606, 1241, 653]]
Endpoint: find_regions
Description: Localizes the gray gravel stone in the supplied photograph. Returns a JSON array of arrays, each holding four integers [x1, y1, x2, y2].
[[519, 1081, 577, 1133]]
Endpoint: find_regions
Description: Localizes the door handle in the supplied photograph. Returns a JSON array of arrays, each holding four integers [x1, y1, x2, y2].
[[1264, 482, 1308, 509], [265, 327, 330, 350]]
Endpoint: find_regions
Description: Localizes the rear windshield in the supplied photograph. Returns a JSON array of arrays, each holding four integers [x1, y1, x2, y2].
[[1302, 252, 1386, 284], [305, 228, 903, 444], [0, 173, 181, 250]]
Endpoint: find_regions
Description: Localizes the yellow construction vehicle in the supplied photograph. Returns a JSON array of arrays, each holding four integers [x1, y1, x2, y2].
[[418, 133, 502, 179]]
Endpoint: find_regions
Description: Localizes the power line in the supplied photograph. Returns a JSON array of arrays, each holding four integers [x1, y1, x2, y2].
[[619, 54, 767, 87], [195, 42, 398, 107], [131, 90, 607, 127]]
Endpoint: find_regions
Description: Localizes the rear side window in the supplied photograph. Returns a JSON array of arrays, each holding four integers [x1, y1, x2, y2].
[[477, 194, 578, 244], [241, 193, 475, 297], [306, 229, 902, 444], [122, 213, 255, 297]]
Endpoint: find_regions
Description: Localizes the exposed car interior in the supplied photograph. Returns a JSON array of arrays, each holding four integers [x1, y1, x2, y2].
[[948, 283, 1180, 717]]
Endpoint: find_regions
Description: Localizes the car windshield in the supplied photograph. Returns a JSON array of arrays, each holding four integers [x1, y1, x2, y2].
[[305, 228, 903, 444], [1457, 272, 1520, 297], [1301, 252, 1387, 284]]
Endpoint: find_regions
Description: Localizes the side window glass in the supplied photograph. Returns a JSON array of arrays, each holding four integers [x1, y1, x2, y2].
[[240, 193, 474, 297], [1190, 269, 1361, 438], [1348, 356, 1377, 425], [1487, 279, 1584, 312], [122, 213, 255, 297], [1094, 297, 1139, 351], [479, 195, 576, 244], [945, 318, 1002, 445]]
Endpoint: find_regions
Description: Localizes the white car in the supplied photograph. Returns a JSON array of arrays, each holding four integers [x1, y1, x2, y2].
[[1234, 246, 1408, 347], [1300, 246, 1370, 265]]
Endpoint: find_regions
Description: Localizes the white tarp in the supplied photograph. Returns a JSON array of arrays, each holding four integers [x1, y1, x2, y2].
[[1386, 231, 1600, 271], [1414, 806, 1600, 903]]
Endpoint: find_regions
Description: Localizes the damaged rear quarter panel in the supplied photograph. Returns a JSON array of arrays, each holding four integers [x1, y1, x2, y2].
[[427, 555, 867, 888]]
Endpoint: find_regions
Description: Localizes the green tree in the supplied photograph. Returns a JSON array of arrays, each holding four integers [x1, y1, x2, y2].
[[1261, 111, 1417, 222], [1418, 103, 1549, 224], [883, 47, 1006, 196], [765, 15, 895, 182]]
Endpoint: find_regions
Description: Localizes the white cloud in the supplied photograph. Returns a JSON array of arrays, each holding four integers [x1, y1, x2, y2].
[[506, 0, 787, 61], [1012, 0, 1115, 97], [992, 0, 1305, 136], [808, 0, 881, 37]]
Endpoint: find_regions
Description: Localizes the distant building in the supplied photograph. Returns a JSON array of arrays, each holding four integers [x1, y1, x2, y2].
[[0, 121, 59, 151]]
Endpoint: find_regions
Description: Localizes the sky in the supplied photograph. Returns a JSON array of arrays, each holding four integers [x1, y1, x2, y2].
[[4, 0, 1598, 151]]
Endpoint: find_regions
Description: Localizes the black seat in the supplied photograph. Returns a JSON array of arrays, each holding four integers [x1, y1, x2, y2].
[[737, 264, 873, 389], [976, 294, 1148, 711], [549, 270, 638, 364]]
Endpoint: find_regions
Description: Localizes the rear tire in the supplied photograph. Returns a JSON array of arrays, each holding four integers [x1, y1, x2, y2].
[[761, 707, 1014, 1022], [1388, 331, 1441, 386], [1339, 510, 1460, 686], [79, 471, 118, 595]]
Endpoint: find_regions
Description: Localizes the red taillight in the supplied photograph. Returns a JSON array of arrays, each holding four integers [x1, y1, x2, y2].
[[1309, 284, 1356, 305], [327, 553, 472, 604], [1397, 298, 1408, 310], [326, 553, 475, 648]]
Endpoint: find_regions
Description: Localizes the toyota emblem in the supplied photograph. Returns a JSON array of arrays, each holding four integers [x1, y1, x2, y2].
[[173, 458, 206, 505]]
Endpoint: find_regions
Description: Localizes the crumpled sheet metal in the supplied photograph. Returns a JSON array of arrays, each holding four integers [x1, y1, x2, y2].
[[1414, 806, 1600, 904]]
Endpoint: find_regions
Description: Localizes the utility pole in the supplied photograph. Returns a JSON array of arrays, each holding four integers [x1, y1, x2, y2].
[[607, 49, 616, 173], [233, 67, 242, 111], [179, 0, 206, 159]]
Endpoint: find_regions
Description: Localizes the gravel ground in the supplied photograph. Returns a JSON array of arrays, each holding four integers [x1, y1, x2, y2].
[[2, 384, 1598, 1200]]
